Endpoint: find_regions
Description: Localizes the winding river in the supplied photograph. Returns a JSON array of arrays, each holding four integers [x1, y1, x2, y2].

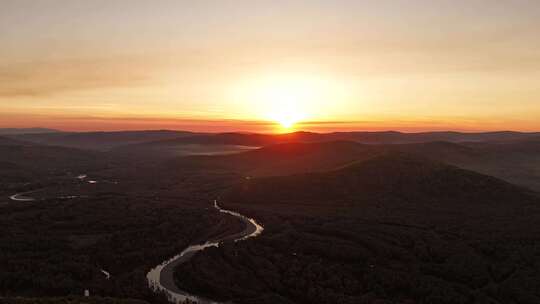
[[146, 200, 264, 304], [9, 187, 262, 303], [9, 191, 37, 202]]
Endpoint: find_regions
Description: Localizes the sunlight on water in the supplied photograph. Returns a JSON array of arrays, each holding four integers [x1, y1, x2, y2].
[[147, 200, 264, 304]]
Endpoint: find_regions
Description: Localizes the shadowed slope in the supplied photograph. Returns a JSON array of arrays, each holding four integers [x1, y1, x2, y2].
[[0, 140, 108, 186], [175, 154, 540, 304], [171, 139, 540, 191], [225, 153, 537, 216], [0, 136, 28, 146], [172, 141, 381, 177]]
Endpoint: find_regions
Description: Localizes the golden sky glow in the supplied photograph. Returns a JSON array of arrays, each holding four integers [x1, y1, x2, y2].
[[1, 0, 540, 132]]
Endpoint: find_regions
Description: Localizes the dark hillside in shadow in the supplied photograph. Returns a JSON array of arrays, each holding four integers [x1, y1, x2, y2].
[[175, 154, 540, 304]]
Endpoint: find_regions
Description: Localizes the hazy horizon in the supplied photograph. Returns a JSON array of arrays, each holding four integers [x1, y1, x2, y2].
[[3, 125, 540, 134]]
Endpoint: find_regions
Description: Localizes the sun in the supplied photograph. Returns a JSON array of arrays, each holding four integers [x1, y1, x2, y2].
[[265, 90, 307, 130], [253, 76, 316, 131], [272, 109, 301, 129], [276, 116, 297, 129], [233, 73, 341, 132]]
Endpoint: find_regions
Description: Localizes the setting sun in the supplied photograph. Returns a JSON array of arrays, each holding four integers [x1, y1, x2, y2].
[[263, 83, 309, 130], [232, 73, 342, 131], [271, 110, 301, 130], [275, 115, 298, 129]]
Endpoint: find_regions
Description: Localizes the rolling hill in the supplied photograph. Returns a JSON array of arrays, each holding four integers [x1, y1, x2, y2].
[[170, 141, 381, 177], [0, 128, 61, 135], [175, 154, 540, 304], [170, 138, 540, 191], [0, 136, 28, 146], [223, 153, 538, 218], [0, 140, 109, 186], [20, 129, 534, 153], [112, 130, 540, 150], [14, 130, 196, 151]]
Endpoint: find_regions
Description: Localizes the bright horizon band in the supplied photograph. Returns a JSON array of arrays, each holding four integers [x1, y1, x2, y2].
[[1, 1, 539, 132]]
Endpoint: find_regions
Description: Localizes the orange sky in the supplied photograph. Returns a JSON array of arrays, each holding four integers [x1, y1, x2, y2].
[[1, 1, 540, 132]]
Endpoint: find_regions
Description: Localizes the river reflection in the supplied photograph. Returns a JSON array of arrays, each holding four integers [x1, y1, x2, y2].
[[147, 200, 263, 304]]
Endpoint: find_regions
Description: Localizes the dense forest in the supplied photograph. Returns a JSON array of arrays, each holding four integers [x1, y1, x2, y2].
[[0, 142, 245, 303], [174, 155, 540, 304], [0, 194, 244, 300], [3, 132, 540, 304], [0, 296, 149, 304]]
